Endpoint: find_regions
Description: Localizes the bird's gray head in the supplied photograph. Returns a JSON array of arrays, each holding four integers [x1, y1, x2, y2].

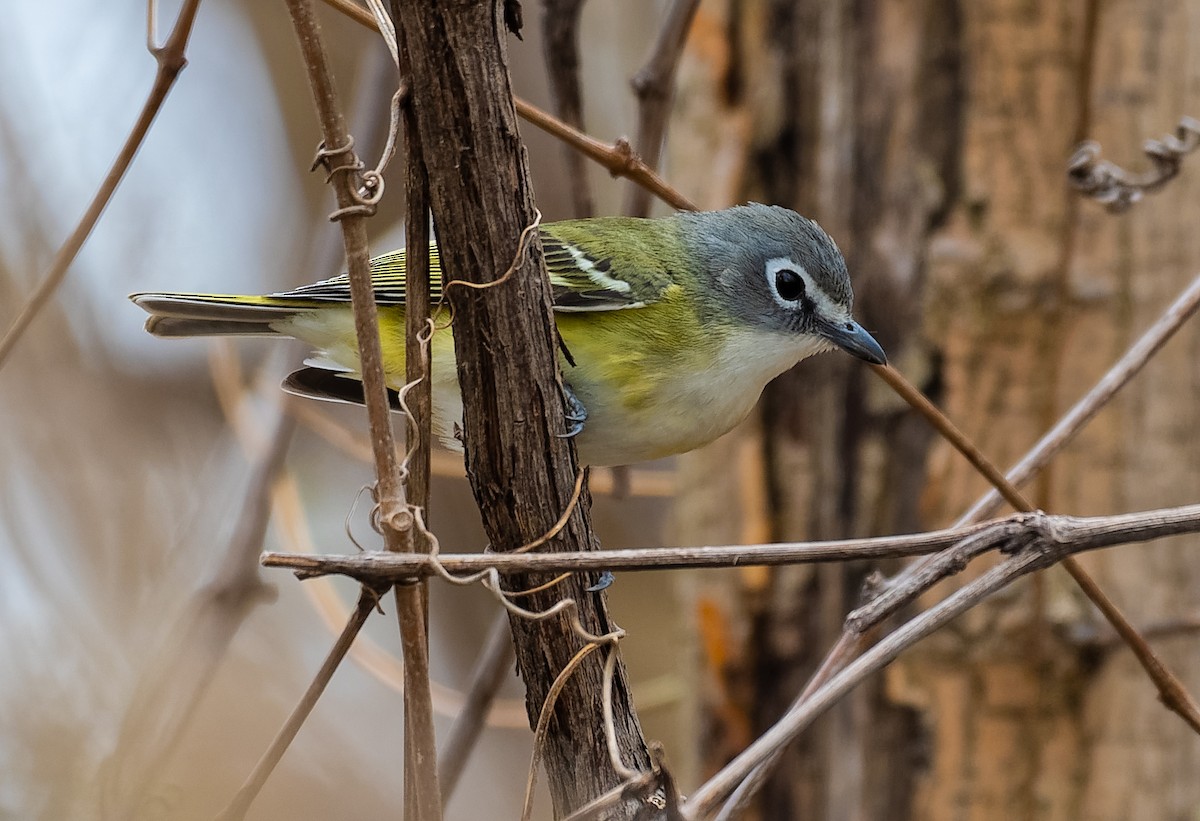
[[678, 203, 886, 365]]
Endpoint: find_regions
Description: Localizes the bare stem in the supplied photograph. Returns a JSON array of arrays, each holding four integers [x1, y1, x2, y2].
[[868, 364, 1200, 734], [540, 0, 593, 217], [684, 542, 1065, 818], [0, 0, 203, 370], [262, 502, 1200, 581], [956, 273, 1200, 525], [624, 0, 700, 217], [281, 0, 441, 816], [216, 588, 379, 821], [317, 0, 699, 213]]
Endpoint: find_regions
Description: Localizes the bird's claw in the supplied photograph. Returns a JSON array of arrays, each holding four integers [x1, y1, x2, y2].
[[587, 571, 615, 592], [558, 382, 588, 439]]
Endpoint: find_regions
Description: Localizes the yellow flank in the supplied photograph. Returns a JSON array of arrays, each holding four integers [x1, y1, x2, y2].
[[311, 284, 709, 407], [375, 307, 411, 378], [554, 284, 706, 412], [276, 285, 716, 464]]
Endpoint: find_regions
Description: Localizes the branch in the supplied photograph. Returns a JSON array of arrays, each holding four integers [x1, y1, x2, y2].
[[957, 273, 1200, 525], [540, 0, 593, 217], [0, 0, 203, 370], [869, 363, 1200, 733], [682, 526, 1082, 819], [281, 1, 441, 818], [317, 0, 698, 212], [712, 337, 1200, 816], [624, 0, 700, 217], [393, 1, 651, 816], [216, 587, 380, 821], [261, 503, 1200, 581]]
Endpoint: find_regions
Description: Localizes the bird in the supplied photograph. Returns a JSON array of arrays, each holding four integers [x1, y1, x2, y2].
[[131, 203, 885, 467]]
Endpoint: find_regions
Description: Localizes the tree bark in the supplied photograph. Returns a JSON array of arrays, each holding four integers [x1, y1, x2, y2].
[[673, 0, 1200, 818], [394, 2, 652, 817]]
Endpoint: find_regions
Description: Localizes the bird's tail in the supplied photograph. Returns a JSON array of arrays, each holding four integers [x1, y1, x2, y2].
[[130, 292, 317, 338]]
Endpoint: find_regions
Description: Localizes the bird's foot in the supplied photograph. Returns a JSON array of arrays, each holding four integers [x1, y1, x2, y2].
[[587, 570, 615, 592], [558, 382, 588, 439]]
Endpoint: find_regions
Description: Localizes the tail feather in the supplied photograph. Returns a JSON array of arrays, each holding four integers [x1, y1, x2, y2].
[[282, 366, 402, 411], [131, 292, 307, 338], [145, 316, 281, 338]]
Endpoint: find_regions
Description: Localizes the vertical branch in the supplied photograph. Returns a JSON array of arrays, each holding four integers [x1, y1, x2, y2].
[[540, 0, 594, 217], [395, 1, 652, 817], [623, 0, 700, 217], [281, 0, 441, 817], [394, 4, 438, 813]]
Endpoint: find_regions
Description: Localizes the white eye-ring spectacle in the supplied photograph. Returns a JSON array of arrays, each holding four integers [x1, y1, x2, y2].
[[764, 257, 843, 318], [765, 257, 813, 308]]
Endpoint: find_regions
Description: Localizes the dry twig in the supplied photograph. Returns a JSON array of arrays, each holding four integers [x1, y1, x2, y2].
[[262, 503, 1200, 581], [870, 364, 1200, 730], [0, 0, 203, 370], [281, 0, 442, 817], [624, 0, 700, 217], [683, 516, 1114, 819], [958, 274, 1200, 525], [318, 0, 699, 212], [540, 0, 593, 217], [216, 587, 381, 821]]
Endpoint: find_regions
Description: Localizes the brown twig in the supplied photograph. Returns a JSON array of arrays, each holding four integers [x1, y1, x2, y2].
[[0, 0, 203, 370], [515, 99, 698, 211], [317, 0, 698, 213], [683, 522, 1097, 819], [521, 642, 607, 821], [868, 364, 1200, 734], [262, 502, 1200, 581], [395, 1, 652, 815], [1068, 116, 1200, 212], [437, 613, 515, 803], [216, 587, 381, 821], [957, 274, 1200, 525], [623, 0, 700, 217], [391, 5, 438, 811], [712, 358, 1200, 817], [540, 0, 593, 217], [281, 1, 441, 817]]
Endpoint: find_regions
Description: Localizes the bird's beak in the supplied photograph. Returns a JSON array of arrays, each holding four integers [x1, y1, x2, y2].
[[817, 317, 887, 365]]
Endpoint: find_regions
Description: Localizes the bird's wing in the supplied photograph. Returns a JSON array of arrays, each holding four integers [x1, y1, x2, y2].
[[267, 222, 675, 313], [267, 247, 442, 305], [540, 220, 675, 312]]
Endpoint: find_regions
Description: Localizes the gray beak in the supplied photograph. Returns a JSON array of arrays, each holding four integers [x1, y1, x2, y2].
[[817, 317, 887, 365]]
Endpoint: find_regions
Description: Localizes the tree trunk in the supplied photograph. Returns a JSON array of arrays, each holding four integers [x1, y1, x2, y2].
[[395, 3, 651, 817], [672, 0, 1200, 817]]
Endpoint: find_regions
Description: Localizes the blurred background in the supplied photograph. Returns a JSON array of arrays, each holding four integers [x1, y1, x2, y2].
[[2, 1, 1199, 819]]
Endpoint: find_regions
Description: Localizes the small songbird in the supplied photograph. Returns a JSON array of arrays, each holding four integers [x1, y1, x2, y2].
[[132, 204, 885, 466]]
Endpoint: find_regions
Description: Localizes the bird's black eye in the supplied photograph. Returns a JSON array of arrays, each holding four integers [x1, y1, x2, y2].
[[774, 268, 806, 302]]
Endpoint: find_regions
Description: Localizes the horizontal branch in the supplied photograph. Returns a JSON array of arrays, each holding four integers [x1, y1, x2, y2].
[[680, 499, 1200, 817], [262, 503, 1200, 583]]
